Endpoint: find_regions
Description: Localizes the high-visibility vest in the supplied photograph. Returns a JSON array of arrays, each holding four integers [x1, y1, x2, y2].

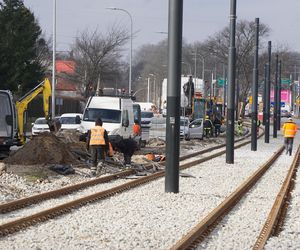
[[133, 123, 141, 136], [282, 122, 297, 138], [89, 126, 106, 145]]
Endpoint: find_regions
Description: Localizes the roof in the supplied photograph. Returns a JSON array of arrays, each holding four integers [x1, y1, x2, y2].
[[56, 60, 75, 74]]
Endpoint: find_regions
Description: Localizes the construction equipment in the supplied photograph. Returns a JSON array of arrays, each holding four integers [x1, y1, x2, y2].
[[16, 78, 52, 144]]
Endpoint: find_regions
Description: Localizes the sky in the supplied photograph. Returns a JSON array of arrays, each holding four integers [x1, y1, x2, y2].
[[22, 0, 300, 55]]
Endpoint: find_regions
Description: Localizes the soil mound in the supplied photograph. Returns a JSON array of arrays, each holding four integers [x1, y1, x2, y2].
[[5, 133, 82, 165]]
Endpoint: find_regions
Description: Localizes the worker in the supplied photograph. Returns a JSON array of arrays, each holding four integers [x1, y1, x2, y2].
[[203, 115, 213, 138], [86, 118, 109, 176], [282, 117, 298, 156], [133, 119, 141, 137], [110, 135, 138, 166], [237, 117, 243, 136], [213, 116, 222, 137]]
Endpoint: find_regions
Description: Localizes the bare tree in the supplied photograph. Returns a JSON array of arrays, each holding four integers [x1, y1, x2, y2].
[[72, 24, 129, 97], [201, 20, 270, 117]]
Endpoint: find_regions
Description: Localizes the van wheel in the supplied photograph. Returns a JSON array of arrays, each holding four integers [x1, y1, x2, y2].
[[185, 134, 190, 141]]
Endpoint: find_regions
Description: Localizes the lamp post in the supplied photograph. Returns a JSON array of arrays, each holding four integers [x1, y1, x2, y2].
[[51, 0, 56, 119], [107, 7, 133, 94], [181, 62, 192, 75]]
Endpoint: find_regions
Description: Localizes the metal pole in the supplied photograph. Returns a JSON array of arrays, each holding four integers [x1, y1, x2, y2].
[[263, 64, 267, 125], [106, 8, 132, 93], [265, 41, 271, 143], [278, 60, 282, 128], [147, 77, 150, 102], [51, 0, 56, 119], [226, 0, 237, 164], [223, 64, 226, 117], [165, 0, 183, 193], [251, 18, 259, 151], [273, 54, 279, 137], [194, 48, 197, 85], [129, 13, 132, 94]]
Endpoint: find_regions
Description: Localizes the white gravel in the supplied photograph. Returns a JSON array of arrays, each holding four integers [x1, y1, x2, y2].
[[0, 131, 298, 249]]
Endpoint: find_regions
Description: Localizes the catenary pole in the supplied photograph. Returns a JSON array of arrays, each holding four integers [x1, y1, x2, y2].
[[278, 60, 282, 129], [263, 64, 267, 125], [273, 54, 279, 137], [165, 0, 183, 193], [226, 0, 237, 164], [265, 41, 271, 143], [223, 64, 226, 117], [251, 18, 259, 151]]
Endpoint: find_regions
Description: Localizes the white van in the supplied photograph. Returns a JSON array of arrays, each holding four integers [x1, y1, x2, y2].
[[78, 96, 134, 138]]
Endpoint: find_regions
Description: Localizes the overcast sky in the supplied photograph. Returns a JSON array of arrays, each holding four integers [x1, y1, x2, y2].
[[23, 0, 300, 55]]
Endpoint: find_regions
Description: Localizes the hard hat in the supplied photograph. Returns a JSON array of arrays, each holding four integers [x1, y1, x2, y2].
[[205, 115, 209, 119]]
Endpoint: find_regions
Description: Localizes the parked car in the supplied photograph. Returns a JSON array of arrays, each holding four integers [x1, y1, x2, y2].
[[281, 109, 291, 117], [180, 116, 190, 139], [187, 118, 204, 140], [141, 111, 154, 128], [31, 117, 60, 135], [60, 113, 82, 130], [31, 117, 50, 135]]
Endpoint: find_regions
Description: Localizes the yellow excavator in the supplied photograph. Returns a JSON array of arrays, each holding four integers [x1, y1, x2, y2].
[[16, 78, 52, 144]]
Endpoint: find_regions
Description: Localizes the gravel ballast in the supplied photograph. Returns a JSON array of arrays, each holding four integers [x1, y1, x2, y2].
[[0, 132, 299, 249]]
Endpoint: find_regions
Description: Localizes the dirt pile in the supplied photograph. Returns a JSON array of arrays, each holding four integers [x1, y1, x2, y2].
[[5, 133, 84, 165]]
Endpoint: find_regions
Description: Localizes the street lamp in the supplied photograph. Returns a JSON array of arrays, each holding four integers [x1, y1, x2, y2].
[[107, 7, 133, 94], [51, 0, 56, 119], [148, 73, 156, 104], [181, 62, 192, 75]]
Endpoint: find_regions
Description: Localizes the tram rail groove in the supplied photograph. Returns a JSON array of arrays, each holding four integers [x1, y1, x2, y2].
[[170, 146, 285, 250], [0, 131, 255, 214], [252, 145, 300, 250], [0, 133, 258, 237]]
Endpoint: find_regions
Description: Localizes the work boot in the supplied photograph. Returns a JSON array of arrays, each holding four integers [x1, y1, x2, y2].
[[91, 166, 96, 177]]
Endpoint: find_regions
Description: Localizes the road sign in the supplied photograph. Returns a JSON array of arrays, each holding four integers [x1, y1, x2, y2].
[[281, 78, 291, 85], [217, 78, 225, 86]]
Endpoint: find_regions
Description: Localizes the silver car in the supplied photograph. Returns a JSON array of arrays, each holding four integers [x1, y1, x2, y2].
[[187, 118, 204, 140]]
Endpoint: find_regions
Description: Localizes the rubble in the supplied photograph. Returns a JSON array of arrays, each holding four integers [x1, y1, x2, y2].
[[4, 132, 84, 166]]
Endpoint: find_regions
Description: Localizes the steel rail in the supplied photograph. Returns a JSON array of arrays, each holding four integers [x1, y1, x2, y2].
[[171, 146, 284, 250], [252, 145, 300, 250], [0, 130, 255, 214], [0, 135, 256, 237]]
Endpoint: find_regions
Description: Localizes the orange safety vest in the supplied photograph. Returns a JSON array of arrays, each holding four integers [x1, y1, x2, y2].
[[282, 122, 297, 138], [89, 126, 106, 145], [133, 123, 141, 136]]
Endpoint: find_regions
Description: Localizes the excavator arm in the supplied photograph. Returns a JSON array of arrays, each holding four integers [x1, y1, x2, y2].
[[16, 78, 52, 144]]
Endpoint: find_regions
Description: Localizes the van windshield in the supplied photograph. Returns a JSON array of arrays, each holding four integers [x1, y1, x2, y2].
[[83, 108, 121, 123], [141, 112, 154, 118]]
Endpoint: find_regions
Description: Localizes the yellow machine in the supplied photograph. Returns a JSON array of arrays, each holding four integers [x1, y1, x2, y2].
[[16, 78, 52, 144]]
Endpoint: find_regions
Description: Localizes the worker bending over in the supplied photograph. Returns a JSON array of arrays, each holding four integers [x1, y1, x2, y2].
[[87, 118, 109, 176]]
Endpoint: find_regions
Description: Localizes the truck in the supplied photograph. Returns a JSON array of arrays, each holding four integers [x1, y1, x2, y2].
[[78, 96, 135, 138]]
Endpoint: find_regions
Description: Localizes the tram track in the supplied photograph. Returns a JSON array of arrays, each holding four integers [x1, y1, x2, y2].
[[0, 133, 251, 215], [171, 145, 300, 250], [0, 132, 257, 237]]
